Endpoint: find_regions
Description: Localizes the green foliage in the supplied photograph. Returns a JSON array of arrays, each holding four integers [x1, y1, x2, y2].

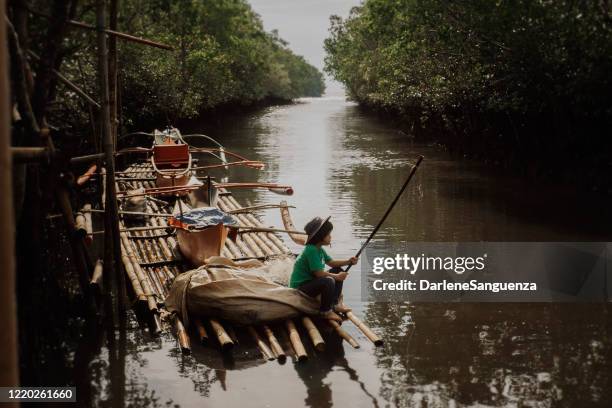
[[117, 0, 324, 124], [324, 0, 612, 117]]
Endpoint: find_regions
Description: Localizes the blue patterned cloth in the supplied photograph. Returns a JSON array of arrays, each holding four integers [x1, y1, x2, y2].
[[174, 207, 237, 228]]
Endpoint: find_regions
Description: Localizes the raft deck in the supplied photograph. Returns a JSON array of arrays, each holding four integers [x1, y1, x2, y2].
[[115, 161, 379, 358]]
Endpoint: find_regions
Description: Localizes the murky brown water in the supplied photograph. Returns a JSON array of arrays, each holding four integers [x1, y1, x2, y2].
[[72, 97, 612, 407]]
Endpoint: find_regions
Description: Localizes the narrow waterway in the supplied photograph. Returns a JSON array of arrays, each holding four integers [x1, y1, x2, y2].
[[77, 97, 611, 407]]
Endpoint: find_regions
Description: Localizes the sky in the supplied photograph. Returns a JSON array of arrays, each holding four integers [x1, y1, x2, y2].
[[247, 0, 362, 96]]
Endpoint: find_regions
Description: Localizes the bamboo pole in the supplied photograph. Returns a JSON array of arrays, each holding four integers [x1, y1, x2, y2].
[[280, 200, 306, 245], [190, 160, 264, 171], [346, 312, 383, 347], [27, 8, 174, 50], [56, 187, 95, 309], [174, 315, 191, 355], [209, 319, 234, 351], [27, 51, 100, 109], [151, 314, 162, 334], [119, 240, 145, 302], [216, 198, 267, 257], [85, 208, 174, 217], [70, 152, 106, 165], [219, 194, 291, 260], [10, 146, 50, 163], [0, 2, 19, 392], [119, 231, 155, 310], [90, 259, 104, 288], [328, 321, 360, 349], [226, 203, 295, 214], [193, 318, 209, 345], [75, 211, 87, 237], [109, 0, 118, 150], [82, 204, 93, 244], [262, 325, 286, 363], [285, 320, 307, 362], [226, 195, 289, 253], [248, 326, 275, 361], [77, 164, 98, 187], [97, 0, 125, 325], [302, 317, 325, 352]]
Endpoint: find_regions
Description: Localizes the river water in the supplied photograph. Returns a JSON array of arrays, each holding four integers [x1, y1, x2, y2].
[[76, 97, 611, 407]]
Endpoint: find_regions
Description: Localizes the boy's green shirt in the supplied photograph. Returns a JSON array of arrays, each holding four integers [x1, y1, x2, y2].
[[289, 244, 332, 288]]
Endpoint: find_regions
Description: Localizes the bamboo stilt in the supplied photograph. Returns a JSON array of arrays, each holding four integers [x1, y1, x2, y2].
[[302, 317, 325, 352], [328, 320, 360, 349], [346, 312, 383, 347], [285, 320, 307, 362], [248, 326, 275, 361], [209, 319, 234, 351], [262, 325, 286, 363]]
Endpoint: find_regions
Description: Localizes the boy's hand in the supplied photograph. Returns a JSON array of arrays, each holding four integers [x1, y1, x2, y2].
[[335, 272, 348, 281], [348, 257, 358, 265]]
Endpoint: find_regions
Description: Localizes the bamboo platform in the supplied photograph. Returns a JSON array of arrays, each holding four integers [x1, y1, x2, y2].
[[114, 161, 382, 360]]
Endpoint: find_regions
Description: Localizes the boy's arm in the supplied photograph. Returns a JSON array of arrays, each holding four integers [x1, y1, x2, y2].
[[313, 270, 335, 278], [325, 257, 358, 268]]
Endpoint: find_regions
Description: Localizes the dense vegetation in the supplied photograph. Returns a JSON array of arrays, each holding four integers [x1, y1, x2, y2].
[[33, 0, 324, 129], [325, 1, 612, 190], [118, 0, 324, 124]]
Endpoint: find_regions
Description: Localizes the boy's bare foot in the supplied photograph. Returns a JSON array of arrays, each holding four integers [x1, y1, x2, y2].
[[334, 303, 352, 314], [320, 310, 343, 323]]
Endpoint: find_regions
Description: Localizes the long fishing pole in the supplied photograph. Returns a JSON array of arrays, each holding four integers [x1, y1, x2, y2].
[[345, 155, 424, 272]]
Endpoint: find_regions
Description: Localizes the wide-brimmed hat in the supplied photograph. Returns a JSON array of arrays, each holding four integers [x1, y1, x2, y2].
[[304, 216, 332, 245]]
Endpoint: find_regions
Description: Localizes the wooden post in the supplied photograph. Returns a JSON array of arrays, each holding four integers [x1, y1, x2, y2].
[[96, 0, 125, 325], [0, 0, 20, 396]]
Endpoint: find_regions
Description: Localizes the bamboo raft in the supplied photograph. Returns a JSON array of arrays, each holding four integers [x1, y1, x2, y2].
[[112, 159, 382, 361]]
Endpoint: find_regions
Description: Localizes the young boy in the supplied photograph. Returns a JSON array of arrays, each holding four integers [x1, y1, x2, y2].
[[289, 216, 358, 323]]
